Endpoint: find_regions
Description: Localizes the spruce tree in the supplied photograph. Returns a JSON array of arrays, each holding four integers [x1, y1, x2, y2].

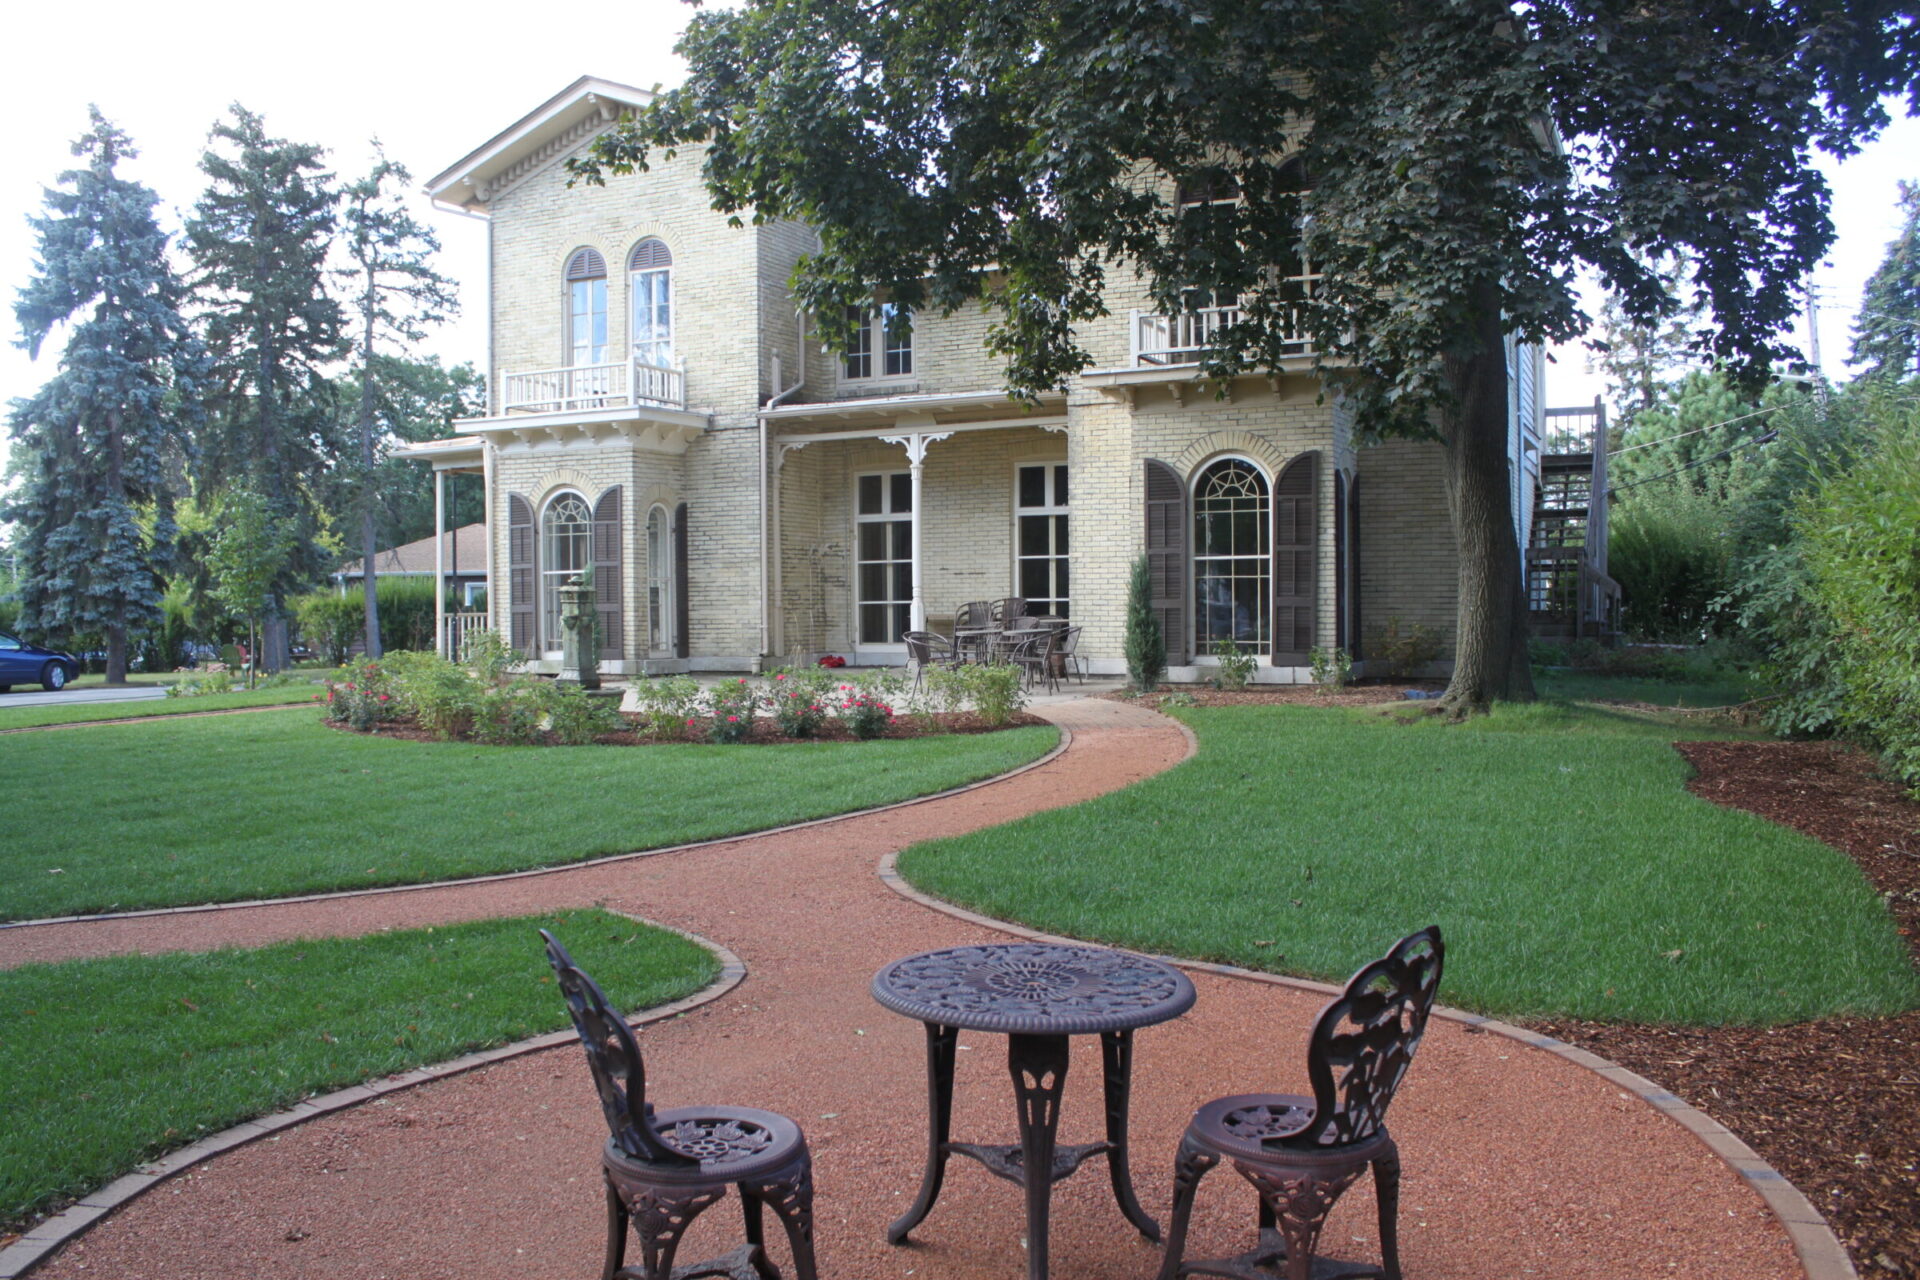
[[1851, 182, 1920, 381], [185, 103, 345, 670], [6, 108, 202, 684], [339, 147, 457, 659]]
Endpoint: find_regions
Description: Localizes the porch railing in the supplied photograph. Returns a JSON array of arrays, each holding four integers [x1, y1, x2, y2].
[[502, 357, 686, 413], [1130, 275, 1322, 366], [442, 610, 491, 659]]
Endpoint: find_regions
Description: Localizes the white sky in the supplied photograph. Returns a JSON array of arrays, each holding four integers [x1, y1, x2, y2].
[[1, 0, 1914, 485]]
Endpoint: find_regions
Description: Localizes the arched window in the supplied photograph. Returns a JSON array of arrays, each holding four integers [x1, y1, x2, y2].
[[1193, 458, 1271, 655], [629, 239, 673, 368], [646, 504, 674, 654], [565, 249, 608, 368], [540, 491, 594, 652]]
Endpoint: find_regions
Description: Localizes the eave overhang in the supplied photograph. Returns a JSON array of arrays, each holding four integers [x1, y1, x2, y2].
[[426, 76, 655, 217], [454, 405, 710, 455]]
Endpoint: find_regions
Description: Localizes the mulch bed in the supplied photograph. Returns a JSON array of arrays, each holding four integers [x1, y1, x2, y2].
[[335, 708, 1051, 747], [1103, 680, 1446, 709], [1532, 740, 1920, 1278]]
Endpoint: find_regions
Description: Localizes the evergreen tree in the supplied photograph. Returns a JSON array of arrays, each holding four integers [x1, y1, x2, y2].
[[5, 108, 202, 683], [338, 148, 458, 659], [1850, 181, 1920, 381], [1590, 254, 1708, 427], [184, 103, 345, 670]]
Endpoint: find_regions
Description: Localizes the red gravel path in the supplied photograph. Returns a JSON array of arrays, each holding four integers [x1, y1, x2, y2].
[[4, 700, 1800, 1280]]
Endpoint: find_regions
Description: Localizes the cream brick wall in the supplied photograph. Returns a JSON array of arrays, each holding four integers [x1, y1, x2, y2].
[[1356, 438, 1457, 658]]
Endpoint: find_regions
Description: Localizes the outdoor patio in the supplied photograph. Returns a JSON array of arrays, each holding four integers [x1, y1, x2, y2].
[[0, 697, 1824, 1280]]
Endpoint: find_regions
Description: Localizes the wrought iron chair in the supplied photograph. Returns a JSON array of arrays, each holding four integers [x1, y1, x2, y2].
[[991, 596, 1029, 625], [1008, 625, 1063, 693], [1156, 927, 1444, 1280], [903, 630, 961, 692], [542, 930, 818, 1280], [1055, 625, 1087, 684], [953, 600, 996, 663]]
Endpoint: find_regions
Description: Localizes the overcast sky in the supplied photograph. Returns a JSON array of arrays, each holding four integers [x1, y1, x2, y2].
[[2, 0, 1915, 485]]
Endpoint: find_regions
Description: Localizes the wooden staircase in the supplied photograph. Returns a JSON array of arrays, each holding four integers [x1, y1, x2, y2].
[[1528, 399, 1621, 642]]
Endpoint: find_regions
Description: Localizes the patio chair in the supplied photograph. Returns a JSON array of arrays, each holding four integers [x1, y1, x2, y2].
[[1055, 625, 1087, 684], [953, 600, 997, 662], [1155, 926, 1444, 1280], [903, 630, 961, 692], [541, 929, 818, 1280], [1008, 625, 1062, 694], [990, 596, 1029, 624]]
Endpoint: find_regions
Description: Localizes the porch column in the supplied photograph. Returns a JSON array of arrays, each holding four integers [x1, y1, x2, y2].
[[881, 427, 951, 634], [434, 469, 447, 658]]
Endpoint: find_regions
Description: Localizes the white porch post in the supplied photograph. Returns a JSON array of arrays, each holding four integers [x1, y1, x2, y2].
[[433, 469, 447, 658], [880, 423, 951, 635]]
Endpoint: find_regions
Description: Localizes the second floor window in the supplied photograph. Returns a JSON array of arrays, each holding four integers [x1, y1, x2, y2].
[[566, 248, 608, 367], [842, 303, 913, 380], [630, 238, 673, 368]]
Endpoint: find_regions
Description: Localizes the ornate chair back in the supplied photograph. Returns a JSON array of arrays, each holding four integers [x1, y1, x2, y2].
[[954, 601, 991, 631], [541, 929, 696, 1166], [991, 596, 1028, 623], [1296, 926, 1444, 1148]]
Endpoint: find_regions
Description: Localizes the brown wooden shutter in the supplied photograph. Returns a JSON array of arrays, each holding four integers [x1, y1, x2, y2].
[[1348, 475, 1362, 659], [673, 503, 690, 660], [593, 487, 623, 662], [1334, 469, 1348, 652], [565, 248, 607, 281], [508, 495, 534, 655], [627, 238, 672, 270], [1272, 454, 1316, 664], [1144, 459, 1188, 665]]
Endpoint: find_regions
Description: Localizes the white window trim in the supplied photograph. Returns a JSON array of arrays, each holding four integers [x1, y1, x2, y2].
[[1011, 459, 1070, 618], [646, 503, 675, 657], [852, 468, 913, 652], [538, 488, 593, 657], [630, 252, 673, 369], [1189, 454, 1274, 662], [837, 303, 916, 389]]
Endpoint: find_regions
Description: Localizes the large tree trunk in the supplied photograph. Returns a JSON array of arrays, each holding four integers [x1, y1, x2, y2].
[[359, 295, 383, 660], [1436, 284, 1534, 716]]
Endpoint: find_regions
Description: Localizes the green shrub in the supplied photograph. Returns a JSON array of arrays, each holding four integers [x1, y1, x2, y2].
[[967, 662, 1027, 726], [1366, 616, 1443, 678], [1124, 554, 1165, 692], [166, 670, 235, 698], [382, 652, 482, 741], [470, 679, 550, 746], [293, 591, 363, 665], [631, 676, 702, 738], [706, 677, 759, 743], [1308, 646, 1352, 688], [766, 669, 830, 738], [459, 629, 520, 686], [1609, 486, 1734, 641], [547, 683, 624, 745], [1214, 637, 1256, 690], [323, 657, 398, 731]]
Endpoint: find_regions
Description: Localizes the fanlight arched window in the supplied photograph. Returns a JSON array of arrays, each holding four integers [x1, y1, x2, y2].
[[565, 248, 608, 368], [1193, 458, 1271, 655], [646, 504, 674, 654], [629, 239, 673, 368], [540, 491, 594, 651]]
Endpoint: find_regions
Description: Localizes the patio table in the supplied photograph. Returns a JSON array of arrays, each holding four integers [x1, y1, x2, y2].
[[952, 625, 1000, 662], [871, 942, 1197, 1280]]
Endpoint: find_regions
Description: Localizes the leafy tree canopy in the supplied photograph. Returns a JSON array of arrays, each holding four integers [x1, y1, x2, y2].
[[1850, 179, 1920, 379]]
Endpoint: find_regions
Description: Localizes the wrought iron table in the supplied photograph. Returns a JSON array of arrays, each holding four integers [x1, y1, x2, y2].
[[872, 942, 1197, 1280]]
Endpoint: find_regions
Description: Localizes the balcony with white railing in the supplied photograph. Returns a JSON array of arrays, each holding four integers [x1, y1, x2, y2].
[[501, 356, 686, 414], [1129, 275, 1323, 367]]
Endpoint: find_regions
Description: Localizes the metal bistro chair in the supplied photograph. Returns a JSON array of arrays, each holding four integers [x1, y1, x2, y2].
[[1055, 625, 1087, 685], [953, 600, 997, 663], [903, 630, 961, 692], [1157, 927, 1444, 1280], [542, 930, 818, 1280], [1008, 625, 1063, 694], [991, 596, 1029, 625]]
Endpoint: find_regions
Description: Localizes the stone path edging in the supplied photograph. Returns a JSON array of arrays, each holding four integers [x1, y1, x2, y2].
[[1, 727, 1071, 933], [0, 702, 316, 735], [874, 847, 1860, 1280], [0, 916, 748, 1280]]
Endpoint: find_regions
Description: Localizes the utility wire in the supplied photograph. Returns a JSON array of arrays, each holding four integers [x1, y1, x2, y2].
[[1609, 430, 1779, 496], [1608, 403, 1784, 455]]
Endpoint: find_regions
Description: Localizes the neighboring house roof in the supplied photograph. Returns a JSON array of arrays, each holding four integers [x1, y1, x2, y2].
[[426, 76, 655, 217], [336, 524, 489, 580]]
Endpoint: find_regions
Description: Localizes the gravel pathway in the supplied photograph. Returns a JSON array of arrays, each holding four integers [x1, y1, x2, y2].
[[6, 699, 1802, 1280]]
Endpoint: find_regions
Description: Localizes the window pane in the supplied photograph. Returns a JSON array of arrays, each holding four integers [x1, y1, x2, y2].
[[1055, 561, 1069, 601], [858, 522, 885, 560], [1054, 514, 1069, 554], [1054, 465, 1069, 506], [860, 605, 887, 644], [1020, 559, 1052, 598], [1019, 514, 1050, 557], [890, 605, 910, 643], [858, 474, 883, 515], [892, 562, 912, 600], [1018, 465, 1046, 509], [859, 563, 886, 600], [890, 520, 912, 559], [890, 472, 913, 514]]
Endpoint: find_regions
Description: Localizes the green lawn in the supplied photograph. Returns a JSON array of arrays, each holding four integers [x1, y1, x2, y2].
[[0, 909, 715, 1228], [0, 689, 322, 731], [899, 697, 1918, 1026], [1534, 668, 1758, 708], [0, 713, 1057, 920]]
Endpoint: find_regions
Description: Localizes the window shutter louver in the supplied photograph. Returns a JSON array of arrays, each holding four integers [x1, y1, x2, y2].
[[628, 238, 672, 271], [1334, 470, 1348, 653], [508, 495, 535, 655], [1272, 455, 1317, 664], [565, 248, 607, 281], [673, 503, 690, 660], [1144, 459, 1188, 665], [593, 487, 623, 662], [1348, 476, 1363, 660]]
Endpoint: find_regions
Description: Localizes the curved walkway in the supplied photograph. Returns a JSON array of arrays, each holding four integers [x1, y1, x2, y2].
[[3, 699, 1812, 1280]]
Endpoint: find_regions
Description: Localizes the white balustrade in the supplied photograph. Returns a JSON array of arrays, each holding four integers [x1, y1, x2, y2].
[[1129, 277, 1322, 366], [501, 356, 686, 413]]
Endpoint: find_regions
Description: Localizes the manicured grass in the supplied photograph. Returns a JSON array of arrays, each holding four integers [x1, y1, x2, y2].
[[0, 909, 716, 1228], [0, 713, 1057, 920], [899, 700, 1919, 1026], [1534, 668, 1758, 708], [0, 689, 322, 731]]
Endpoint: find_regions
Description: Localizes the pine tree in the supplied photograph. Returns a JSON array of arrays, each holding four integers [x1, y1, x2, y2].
[[1851, 181, 1920, 381], [5, 108, 203, 684], [184, 103, 345, 670], [339, 147, 457, 659]]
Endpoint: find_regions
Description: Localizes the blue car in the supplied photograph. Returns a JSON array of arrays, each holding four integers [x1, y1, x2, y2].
[[0, 632, 81, 692]]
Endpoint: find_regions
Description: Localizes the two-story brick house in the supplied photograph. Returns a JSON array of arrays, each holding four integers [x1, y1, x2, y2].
[[408, 76, 1545, 681]]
